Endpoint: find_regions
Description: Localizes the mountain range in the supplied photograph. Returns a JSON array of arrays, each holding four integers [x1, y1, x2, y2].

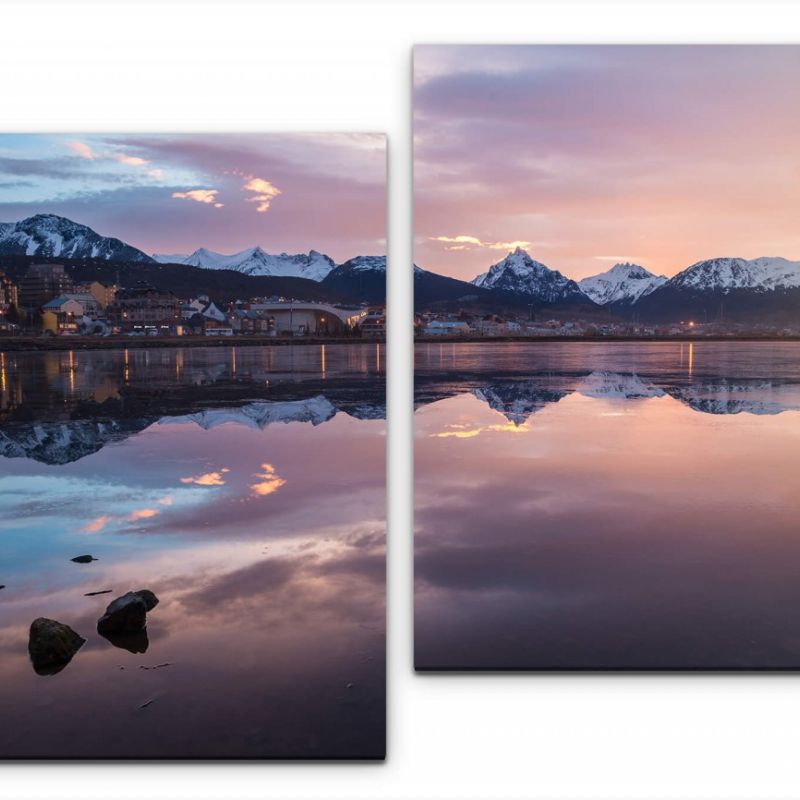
[[2, 214, 798, 323], [153, 246, 336, 281], [417, 247, 800, 324]]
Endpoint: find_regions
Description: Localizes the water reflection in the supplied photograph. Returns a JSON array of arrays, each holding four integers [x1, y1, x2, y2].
[[415, 342, 800, 670], [0, 345, 385, 758]]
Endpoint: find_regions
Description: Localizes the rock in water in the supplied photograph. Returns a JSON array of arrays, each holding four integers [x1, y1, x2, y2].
[[96, 590, 159, 635], [135, 589, 159, 611], [71, 554, 97, 564], [28, 618, 85, 675]]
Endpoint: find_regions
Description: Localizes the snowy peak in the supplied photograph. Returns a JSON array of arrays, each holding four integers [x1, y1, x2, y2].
[[578, 262, 667, 306], [471, 248, 587, 304], [0, 214, 153, 262], [154, 246, 336, 281], [335, 255, 386, 273], [666, 257, 800, 293]]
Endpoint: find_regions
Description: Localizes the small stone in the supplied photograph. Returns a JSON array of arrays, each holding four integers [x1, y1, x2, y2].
[[28, 617, 85, 675], [71, 555, 97, 564]]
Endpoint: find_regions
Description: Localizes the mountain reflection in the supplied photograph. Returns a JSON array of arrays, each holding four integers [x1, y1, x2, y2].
[[416, 371, 800, 426]]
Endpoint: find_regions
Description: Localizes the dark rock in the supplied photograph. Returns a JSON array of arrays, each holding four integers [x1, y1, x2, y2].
[[28, 617, 85, 675], [84, 589, 113, 597], [134, 589, 159, 611], [100, 628, 149, 654], [97, 592, 147, 635], [71, 554, 97, 564], [96, 589, 159, 635]]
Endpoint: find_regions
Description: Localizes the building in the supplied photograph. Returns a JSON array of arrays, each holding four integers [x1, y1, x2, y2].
[[229, 309, 274, 335], [422, 319, 471, 336], [107, 283, 181, 334], [360, 308, 386, 338], [18, 263, 73, 311], [0, 271, 18, 310], [41, 296, 85, 335], [74, 281, 117, 310], [245, 302, 364, 336]]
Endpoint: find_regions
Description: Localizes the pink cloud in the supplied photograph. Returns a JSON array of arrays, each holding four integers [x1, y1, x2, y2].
[[67, 140, 96, 160]]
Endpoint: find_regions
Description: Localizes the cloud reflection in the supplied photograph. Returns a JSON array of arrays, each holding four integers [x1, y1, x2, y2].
[[248, 463, 287, 497]]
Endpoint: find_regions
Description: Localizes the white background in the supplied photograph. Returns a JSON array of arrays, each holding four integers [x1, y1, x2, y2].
[[4, 1, 800, 798]]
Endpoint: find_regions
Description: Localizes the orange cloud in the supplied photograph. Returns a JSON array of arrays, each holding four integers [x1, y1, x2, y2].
[[431, 235, 532, 252], [157, 495, 173, 506], [242, 176, 282, 213], [172, 189, 223, 207], [82, 514, 112, 533], [249, 463, 287, 497], [127, 508, 159, 522], [180, 468, 230, 487]]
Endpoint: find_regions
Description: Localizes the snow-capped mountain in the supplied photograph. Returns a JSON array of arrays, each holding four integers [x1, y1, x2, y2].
[[471, 247, 590, 304], [161, 396, 338, 430], [0, 214, 153, 262], [153, 246, 336, 281], [321, 255, 387, 304], [665, 257, 800, 293], [578, 263, 667, 306], [337, 255, 386, 273]]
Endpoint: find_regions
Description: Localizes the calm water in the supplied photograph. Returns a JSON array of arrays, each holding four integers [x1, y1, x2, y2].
[[0, 344, 385, 758], [415, 341, 800, 670]]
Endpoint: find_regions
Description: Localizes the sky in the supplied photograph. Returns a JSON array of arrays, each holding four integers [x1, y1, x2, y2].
[[0, 133, 385, 262], [414, 45, 800, 282]]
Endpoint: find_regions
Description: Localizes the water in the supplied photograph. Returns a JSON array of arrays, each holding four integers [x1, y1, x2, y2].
[[415, 341, 800, 670], [0, 344, 385, 758]]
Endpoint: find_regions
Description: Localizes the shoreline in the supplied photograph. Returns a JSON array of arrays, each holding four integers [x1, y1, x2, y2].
[[0, 335, 383, 352], [415, 334, 800, 344], [0, 334, 798, 352]]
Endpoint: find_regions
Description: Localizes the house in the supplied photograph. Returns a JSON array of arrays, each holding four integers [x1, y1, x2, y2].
[[41, 296, 86, 335], [74, 281, 117, 310]]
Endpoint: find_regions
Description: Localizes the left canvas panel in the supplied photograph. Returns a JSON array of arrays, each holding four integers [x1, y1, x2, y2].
[[0, 133, 386, 759]]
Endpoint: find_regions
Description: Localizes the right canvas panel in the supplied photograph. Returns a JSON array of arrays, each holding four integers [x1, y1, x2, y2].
[[414, 44, 800, 670]]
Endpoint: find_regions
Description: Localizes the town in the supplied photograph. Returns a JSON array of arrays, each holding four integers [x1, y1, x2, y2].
[[0, 262, 386, 341], [414, 309, 800, 339]]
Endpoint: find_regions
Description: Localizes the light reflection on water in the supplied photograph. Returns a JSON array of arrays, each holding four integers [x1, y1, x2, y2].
[[0, 345, 385, 758], [415, 341, 800, 670]]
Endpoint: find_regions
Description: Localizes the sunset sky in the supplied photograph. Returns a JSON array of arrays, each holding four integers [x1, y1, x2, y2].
[[0, 133, 385, 261], [414, 45, 800, 282]]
